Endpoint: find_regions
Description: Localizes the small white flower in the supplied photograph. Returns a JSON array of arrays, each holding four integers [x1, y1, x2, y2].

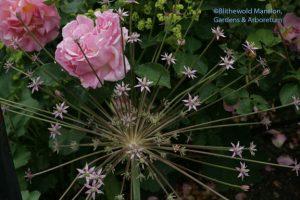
[[10, 37, 21, 49], [182, 66, 197, 79], [229, 141, 244, 158], [219, 56, 235, 70], [135, 77, 153, 93], [3, 60, 14, 73], [114, 82, 131, 96], [243, 40, 259, 54], [292, 96, 300, 110], [183, 94, 201, 111], [116, 8, 128, 21], [85, 180, 104, 200], [31, 53, 39, 62], [261, 116, 271, 130], [236, 162, 250, 181], [52, 102, 69, 119], [27, 77, 43, 94], [249, 141, 257, 156], [77, 163, 96, 183], [128, 32, 141, 43], [211, 26, 226, 40], [161, 52, 176, 66], [48, 123, 62, 139], [121, 113, 137, 127], [292, 159, 300, 176]]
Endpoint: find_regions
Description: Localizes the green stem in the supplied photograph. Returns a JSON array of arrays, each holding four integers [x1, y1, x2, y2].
[[131, 159, 141, 200]]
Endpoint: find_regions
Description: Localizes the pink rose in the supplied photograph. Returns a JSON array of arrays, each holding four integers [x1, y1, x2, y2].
[[0, 0, 60, 52], [276, 13, 300, 51], [55, 11, 130, 89]]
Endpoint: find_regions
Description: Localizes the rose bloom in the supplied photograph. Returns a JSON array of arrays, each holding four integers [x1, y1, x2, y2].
[[55, 10, 130, 89], [0, 0, 60, 52], [276, 13, 300, 51]]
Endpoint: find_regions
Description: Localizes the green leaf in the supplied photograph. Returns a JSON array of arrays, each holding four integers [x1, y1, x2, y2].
[[250, 94, 269, 110], [13, 146, 31, 168], [21, 190, 41, 200], [173, 53, 208, 76], [279, 84, 300, 105], [104, 174, 121, 200], [140, 33, 164, 49], [247, 29, 281, 48], [198, 84, 219, 103], [184, 37, 202, 53], [34, 63, 66, 86], [135, 63, 171, 88]]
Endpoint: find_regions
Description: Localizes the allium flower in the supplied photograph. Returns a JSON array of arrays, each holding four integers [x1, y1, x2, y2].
[[183, 94, 201, 111], [211, 26, 226, 40], [219, 56, 235, 70], [249, 142, 257, 156], [240, 185, 250, 192], [24, 168, 33, 184], [128, 32, 141, 43], [292, 159, 300, 176], [135, 77, 153, 92], [3, 60, 14, 73], [236, 162, 250, 181], [0, 0, 60, 52], [182, 66, 197, 79], [48, 123, 62, 139], [229, 141, 244, 158], [77, 163, 96, 183], [260, 116, 271, 130], [116, 8, 128, 21], [85, 180, 104, 200], [55, 11, 130, 89], [243, 40, 259, 55], [114, 82, 131, 96], [27, 77, 43, 94], [161, 53, 176, 66], [52, 102, 69, 119]]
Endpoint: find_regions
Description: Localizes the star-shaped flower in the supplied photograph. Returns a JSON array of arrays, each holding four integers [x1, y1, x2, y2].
[[182, 66, 197, 79], [3, 60, 14, 73], [48, 123, 62, 139], [243, 40, 259, 55], [211, 26, 226, 40], [161, 53, 176, 66], [116, 8, 128, 21], [27, 77, 43, 94], [85, 180, 104, 200], [114, 82, 131, 96], [77, 163, 96, 183], [183, 94, 201, 111], [229, 141, 244, 158], [134, 77, 153, 93], [219, 56, 235, 70], [248, 141, 257, 156], [236, 162, 250, 181], [52, 102, 69, 119], [128, 32, 141, 43]]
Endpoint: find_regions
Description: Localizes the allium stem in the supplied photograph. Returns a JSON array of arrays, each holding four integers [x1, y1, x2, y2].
[[131, 159, 141, 200]]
